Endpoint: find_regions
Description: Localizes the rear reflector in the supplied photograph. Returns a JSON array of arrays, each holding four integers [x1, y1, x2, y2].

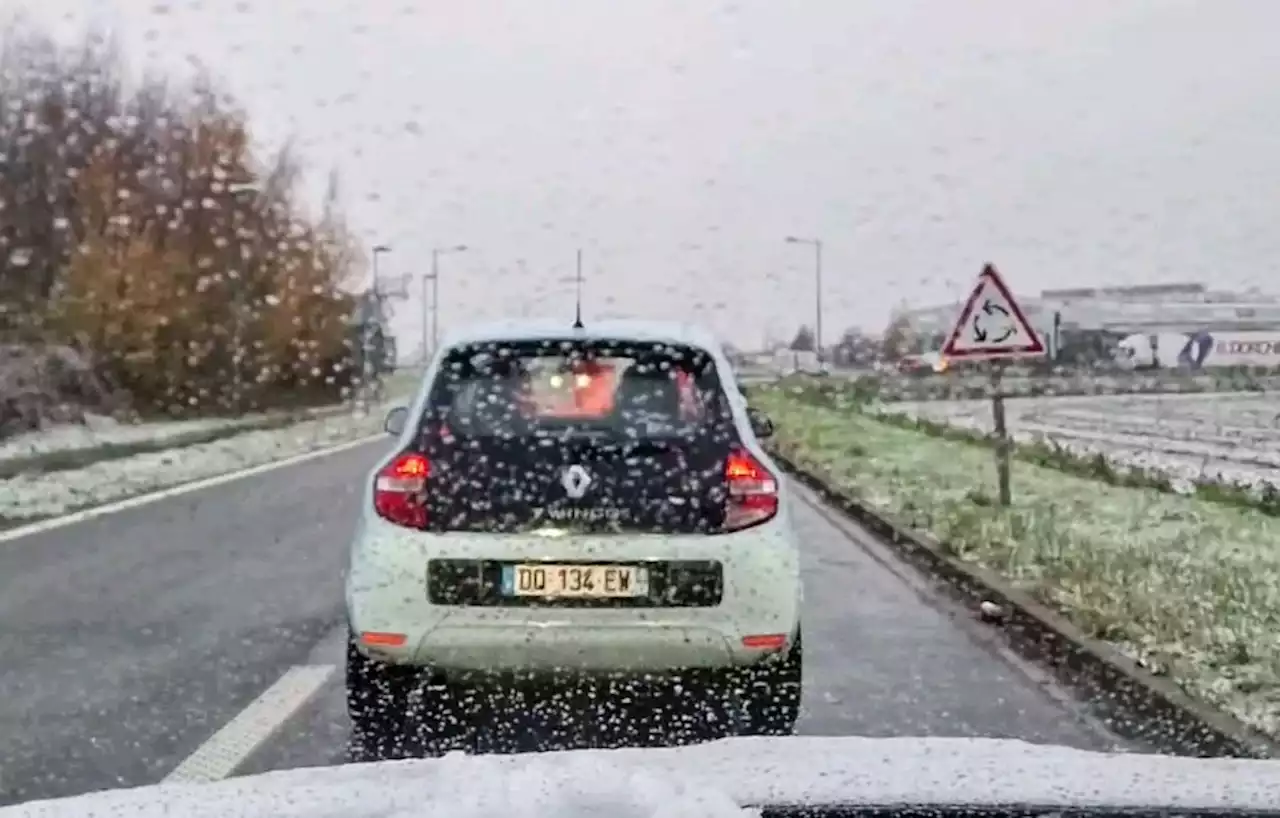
[[360, 631, 407, 647], [373, 452, 429, 529], [723, 449, 779, 532], [741, 633, 788, 650]]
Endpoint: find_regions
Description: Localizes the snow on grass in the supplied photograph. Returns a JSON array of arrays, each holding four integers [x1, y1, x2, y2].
[[0, 414, 255, 462], [0, 376, 420, 467], [881, 393, 1280, 493], [0, 406, 391, 524], [754, 388, 1280, 740], [849, 370, 1280, 404]]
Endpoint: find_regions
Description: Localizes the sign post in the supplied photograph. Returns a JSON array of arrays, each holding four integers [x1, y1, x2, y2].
[[940, 264, 1046, 506], [1051, 310, 1062, 361]]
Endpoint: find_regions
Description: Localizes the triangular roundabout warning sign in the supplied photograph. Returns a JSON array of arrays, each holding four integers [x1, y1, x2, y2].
[[941, 264, 1046, 360]]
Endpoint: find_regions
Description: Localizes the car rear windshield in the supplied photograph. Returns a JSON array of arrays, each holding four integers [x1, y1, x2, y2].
[[424, 338, 730, 441]]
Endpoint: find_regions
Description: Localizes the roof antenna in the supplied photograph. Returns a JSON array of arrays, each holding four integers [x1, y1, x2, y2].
[[572, 248, 585, 329]]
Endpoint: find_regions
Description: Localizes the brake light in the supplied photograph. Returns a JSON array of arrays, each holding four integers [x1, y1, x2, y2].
[[373, 452, 429, 529], [723, 449, 778, 532]]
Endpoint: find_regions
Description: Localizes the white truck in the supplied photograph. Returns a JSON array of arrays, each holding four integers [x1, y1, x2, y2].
[[1116, 331, 1280, 370]]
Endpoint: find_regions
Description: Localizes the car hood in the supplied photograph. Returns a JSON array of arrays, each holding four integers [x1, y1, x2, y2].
[[5, 736, 1280, 818]]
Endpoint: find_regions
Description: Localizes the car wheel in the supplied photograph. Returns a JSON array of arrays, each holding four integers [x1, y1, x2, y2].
[[346, 634, 416, 762], [737, 629, 803, 736]]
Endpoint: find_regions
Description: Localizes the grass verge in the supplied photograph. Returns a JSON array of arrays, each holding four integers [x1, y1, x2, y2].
[[752, 387, 1280, 743], [871, 404, 1280, 518], [0, 403, 385, 532], [772, 380, 1280, 518], [0, 405, 351, 480], [785, 368, 1280, 404]]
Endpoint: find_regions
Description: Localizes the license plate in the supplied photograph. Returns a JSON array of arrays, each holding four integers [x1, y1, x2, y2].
[[501, 564, 650, 599]]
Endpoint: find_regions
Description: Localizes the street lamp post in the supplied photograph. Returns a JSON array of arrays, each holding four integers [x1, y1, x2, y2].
[[423, 244, 468, 360], [785, 236, 824, 365], [371, 244, 391, 294], [362, 244, 392, 408]]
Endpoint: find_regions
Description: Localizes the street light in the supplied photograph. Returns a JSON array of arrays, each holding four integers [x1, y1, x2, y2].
[[785, 236, 824, 366], [423, 244, 469, 359], [356, 244, 392, 406]]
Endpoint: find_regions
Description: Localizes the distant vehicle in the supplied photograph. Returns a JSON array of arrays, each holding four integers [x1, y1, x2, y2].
[[1116, 330, 1280, 370], [346, 318, 803, 759], [896, 352, 948, 374]]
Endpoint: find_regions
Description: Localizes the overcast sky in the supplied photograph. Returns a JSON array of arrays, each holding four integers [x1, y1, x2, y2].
[[6, 0, 1280, 350]]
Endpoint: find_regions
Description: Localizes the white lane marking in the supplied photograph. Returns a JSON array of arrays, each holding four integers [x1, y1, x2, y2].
[[0, 435, 386, 543], [163, 664, 338, 784]]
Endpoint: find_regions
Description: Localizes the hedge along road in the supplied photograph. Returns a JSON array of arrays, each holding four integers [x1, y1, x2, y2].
[[0, 432, 1129, 807]]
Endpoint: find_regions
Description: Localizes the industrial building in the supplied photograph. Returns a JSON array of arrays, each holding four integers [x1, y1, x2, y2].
[[899, 283, 1280, 340]]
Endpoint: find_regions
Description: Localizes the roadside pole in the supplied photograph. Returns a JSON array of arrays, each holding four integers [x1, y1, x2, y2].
[[358, 323, 374, 416], [360, 245, 394, 414], [989, 363, 1011, 506], [940, 264, 1046, 507]]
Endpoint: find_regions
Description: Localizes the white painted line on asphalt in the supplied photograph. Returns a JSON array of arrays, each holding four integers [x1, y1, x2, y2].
[[0, 435, 386, 544], [163, 664, 338, 784]]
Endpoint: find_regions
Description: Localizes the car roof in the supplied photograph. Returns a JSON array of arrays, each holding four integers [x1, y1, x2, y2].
[[439, 318, 725, 354]]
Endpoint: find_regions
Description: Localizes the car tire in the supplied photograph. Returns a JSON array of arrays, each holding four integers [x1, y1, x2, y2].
[[737, 629, 803, 736], [346, 633, 416, 762]]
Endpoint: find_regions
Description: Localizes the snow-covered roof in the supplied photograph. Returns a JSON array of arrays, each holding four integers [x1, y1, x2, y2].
[[9, 736, 1280, 818], [439, 317, 724, 354]]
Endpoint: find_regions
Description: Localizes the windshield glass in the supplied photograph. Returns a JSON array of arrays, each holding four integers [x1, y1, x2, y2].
[[431, 340, 724, 440], [4, 2, 1280, 816]]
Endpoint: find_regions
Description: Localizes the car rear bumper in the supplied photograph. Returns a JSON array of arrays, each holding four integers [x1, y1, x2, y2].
[[365, 619, 745, 673], [346, 518, 801, 674]]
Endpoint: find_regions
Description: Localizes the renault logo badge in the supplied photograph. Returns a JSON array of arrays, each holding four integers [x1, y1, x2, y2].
[[561, 465, 592, 499]]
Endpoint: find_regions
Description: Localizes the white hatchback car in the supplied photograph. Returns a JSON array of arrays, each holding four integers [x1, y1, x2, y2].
[[345, 319, 803, 756]]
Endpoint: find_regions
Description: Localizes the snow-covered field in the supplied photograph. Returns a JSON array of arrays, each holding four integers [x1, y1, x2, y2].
[[0, 405, 393, 524], [881, 392, 1280, 492]]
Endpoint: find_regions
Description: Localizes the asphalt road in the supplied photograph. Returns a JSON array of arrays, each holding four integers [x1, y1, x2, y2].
[[0, 440, 1126, 807]]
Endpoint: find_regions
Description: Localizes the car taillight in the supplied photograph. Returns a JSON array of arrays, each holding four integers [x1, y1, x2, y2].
[[723, 449, 778, 532], [373, 452, 429, 529]]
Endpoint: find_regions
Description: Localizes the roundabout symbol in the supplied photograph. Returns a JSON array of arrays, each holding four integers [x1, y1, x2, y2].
[[971, 299, 1014, 344]]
